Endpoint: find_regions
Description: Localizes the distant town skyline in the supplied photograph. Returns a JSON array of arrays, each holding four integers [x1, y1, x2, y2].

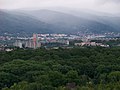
[[0, 0, 120, 14]]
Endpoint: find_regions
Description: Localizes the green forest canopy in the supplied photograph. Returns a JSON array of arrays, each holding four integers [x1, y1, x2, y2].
[[0, 47, 120, 90]]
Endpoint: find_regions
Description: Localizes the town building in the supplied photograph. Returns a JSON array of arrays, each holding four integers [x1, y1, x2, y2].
[[13, 34, 41, 49]]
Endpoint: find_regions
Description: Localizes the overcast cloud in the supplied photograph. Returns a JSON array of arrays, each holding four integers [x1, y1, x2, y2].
[[0, 0, 120, 14], [99, 0, 120, 3]]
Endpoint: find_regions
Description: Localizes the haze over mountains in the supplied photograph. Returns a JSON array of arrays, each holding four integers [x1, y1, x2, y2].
[[0, 10, 55, 34], [0, 8, 120, 34]]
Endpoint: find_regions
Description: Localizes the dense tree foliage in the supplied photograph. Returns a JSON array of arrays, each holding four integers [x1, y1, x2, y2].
[[0, 47, 120, 90]]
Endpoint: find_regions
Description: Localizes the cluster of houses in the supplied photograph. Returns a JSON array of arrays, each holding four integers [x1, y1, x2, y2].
[[75, 41, 109, 47], [0, 45, 13, 52]]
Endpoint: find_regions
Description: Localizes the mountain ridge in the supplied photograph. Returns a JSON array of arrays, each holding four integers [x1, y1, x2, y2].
[[18, 9, 119, 33], [0, 9, 119, 35], [0, 10, 55, 35]]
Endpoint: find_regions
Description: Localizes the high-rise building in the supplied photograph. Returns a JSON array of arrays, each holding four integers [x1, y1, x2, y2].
[[33, 33, 40, 49], [13, 40, 23, 48], [13, 34, 41, 49]]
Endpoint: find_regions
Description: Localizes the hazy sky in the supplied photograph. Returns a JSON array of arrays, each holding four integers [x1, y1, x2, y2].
[[0, 0, 120, 14]]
